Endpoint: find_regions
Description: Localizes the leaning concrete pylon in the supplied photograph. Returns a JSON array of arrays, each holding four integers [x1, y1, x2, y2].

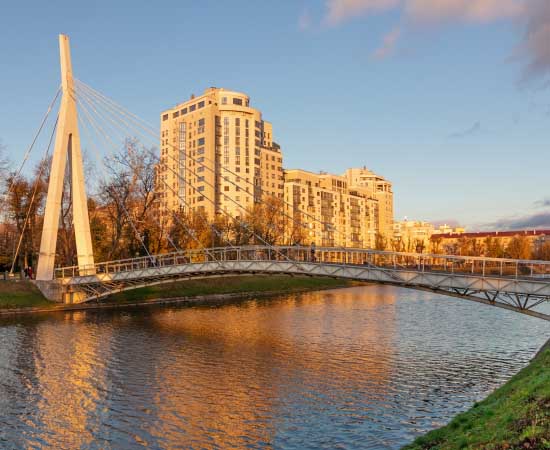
[[36, 35, 95, 281]]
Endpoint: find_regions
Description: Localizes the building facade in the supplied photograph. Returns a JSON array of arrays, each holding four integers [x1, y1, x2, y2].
[[344, 167, 393, 237], [283, 169, 387, 248], [157, 87, 283, 219], [430, 229, 550, 259]]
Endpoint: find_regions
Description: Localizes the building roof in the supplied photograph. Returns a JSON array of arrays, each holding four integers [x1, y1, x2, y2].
[[430, 229, 550, 240]]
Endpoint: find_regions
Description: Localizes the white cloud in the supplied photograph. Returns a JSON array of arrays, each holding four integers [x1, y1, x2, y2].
[[324, 0, 400, 26], [404, 0, 524, 24], [373, 26, 401, 59], [518, 0, 550, 83], [319, 0, 550, 87]]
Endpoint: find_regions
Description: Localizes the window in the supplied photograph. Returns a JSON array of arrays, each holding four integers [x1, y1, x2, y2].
[[197, 166, 205, 173], [197, 137, 205, 146], [198, 101, 205, 108], [181, 107, 187, 115], [190, 104, 196, 112], [222, 97, 228, 105], [162, 114, 169, 121], [233, 98, 243, 106], [173, 111, 179, 118], [235, 118, 240, 126], [224, 186, 230, 191], [198, 118, 205, 126], [197, 147, 205, 155], [198, 186, 205, 192]]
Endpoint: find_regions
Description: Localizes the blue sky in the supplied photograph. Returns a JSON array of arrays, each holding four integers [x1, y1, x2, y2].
[[1, 0, 549, 229]]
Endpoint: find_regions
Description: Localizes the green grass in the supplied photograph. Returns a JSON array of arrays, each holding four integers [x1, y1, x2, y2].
[[404, 346, 550, 449], [0, 281, 53, 309], [105, 275, 356, 304]]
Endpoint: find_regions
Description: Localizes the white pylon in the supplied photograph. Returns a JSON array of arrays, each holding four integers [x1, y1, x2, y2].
[[36, 35, 95, 281]]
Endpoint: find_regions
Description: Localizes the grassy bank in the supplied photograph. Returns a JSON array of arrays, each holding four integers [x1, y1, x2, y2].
[[0, 281, 52, 309], [404, 346, 550, 449], [105, 275, 357, 304]]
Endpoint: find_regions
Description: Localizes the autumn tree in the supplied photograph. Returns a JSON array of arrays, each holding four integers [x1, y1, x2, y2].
[[506, 235, 531, 260]]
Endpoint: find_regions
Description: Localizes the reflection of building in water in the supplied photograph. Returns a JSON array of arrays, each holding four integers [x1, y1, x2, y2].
[[144, 287, 398, 448]]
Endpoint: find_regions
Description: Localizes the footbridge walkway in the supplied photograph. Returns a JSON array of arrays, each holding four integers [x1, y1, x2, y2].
[[48, 246, 550, 320]]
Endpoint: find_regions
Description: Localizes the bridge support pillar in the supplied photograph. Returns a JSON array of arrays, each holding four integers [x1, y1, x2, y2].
[[36, 34, 95, 281]]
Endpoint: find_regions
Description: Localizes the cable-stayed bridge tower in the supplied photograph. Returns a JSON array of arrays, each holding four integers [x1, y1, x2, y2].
[[36, 35, 95, 281]]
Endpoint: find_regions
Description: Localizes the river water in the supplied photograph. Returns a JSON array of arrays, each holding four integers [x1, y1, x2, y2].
[[0, 285, 548, 449]]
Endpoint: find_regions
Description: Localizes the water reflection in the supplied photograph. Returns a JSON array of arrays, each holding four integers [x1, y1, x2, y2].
[[0, 285, 548, 449]]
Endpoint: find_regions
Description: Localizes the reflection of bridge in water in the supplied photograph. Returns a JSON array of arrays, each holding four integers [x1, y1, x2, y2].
[[52, 246, 550, 320], [24, 35, 550, 321]]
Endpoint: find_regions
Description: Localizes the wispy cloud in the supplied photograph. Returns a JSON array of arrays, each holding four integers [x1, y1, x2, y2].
[[535, 197, 550, 208], [323, 0, 524, 26], [517, 0, 550, 85], [404, 0, 524, 25], [317, 0, 550, 88], [448, 121, 482, 139], [299, 8, 313, 30], [324, 0, 399, 26], [487, 211, 550, 230], [372, 26, 401, 59]]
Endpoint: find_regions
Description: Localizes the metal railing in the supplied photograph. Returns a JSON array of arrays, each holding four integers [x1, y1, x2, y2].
[[54, 246, 550, 281]]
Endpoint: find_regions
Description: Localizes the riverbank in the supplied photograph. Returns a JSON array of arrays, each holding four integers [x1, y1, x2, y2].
[[0, 276, 359, 316], [0, 281, 54, 309], [404, 342, 550, 449]]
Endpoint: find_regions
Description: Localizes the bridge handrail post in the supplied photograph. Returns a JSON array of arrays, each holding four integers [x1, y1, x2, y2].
[[515, 263, 518, 279], [482, 260, 486, 277], [500, 261, 503, 276]]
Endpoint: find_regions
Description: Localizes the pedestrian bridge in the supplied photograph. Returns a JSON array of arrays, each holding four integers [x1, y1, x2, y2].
[[45, 246, 550, 321]]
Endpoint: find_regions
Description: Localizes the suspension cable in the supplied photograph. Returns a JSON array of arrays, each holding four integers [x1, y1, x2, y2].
[[75, 79, 339, 242], [1, 87, 61, 215], [74, 84, 312, 257], [76, 94, 155, 262], [75, 88, 294, 263], [9, 114, 60, 275], [75, 86, 247, 251], [75, 85, 298, 262], [77, 96, 225, 265]]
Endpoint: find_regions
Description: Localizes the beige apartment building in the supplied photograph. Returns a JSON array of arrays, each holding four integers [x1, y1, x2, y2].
[[284, 168, 391, 248], [157, 87, 283, 219], [344, 167, 393, 237], [392, 220, 466, 253]]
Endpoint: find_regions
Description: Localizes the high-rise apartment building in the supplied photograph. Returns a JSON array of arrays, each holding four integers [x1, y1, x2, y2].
[[157, 87, 283, 219], [284, 169, 384, 248], [344, 167, 393, 237]]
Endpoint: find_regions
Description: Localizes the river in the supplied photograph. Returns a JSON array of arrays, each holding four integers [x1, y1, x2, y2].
[[0, 285, 548, 449]]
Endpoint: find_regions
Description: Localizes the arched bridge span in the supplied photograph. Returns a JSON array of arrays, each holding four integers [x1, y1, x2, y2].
[[45, 246, 550, 321]]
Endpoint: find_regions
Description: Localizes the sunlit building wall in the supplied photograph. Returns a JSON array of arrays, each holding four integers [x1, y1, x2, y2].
[[157, 87, 283, 220], [344, 167, 394, 238], [284, 169, 380, 248]]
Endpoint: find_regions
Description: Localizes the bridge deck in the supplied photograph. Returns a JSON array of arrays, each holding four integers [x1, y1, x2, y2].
[[49, 246, 550, 320]]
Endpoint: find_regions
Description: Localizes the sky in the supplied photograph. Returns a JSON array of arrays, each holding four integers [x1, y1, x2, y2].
[[0, 0, 549, 230]]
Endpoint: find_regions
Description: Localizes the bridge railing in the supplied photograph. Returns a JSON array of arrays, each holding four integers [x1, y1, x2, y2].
[[54, 246, 550, 281]]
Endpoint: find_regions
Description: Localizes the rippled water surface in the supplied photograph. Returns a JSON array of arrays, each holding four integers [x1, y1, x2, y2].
[[0, 285, 549, 449]]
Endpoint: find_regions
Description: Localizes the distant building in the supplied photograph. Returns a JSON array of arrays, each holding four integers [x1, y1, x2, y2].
[[344, 167, 393, 237], [283, 168, 392, 248], [430, 229, 550, 258], [157, 87, 284, 220], [392, 220, 434, 253], [391, 220, 466, 253]]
